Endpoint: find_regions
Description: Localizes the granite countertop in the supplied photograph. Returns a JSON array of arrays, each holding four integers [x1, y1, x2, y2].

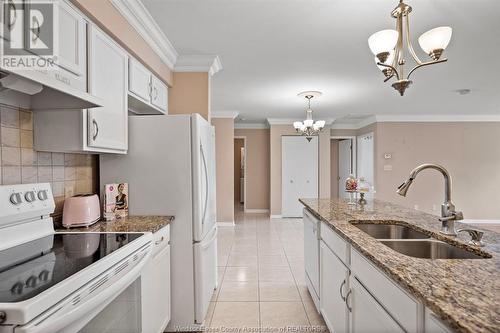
[[56, 215, 174, 233], [299, 198, 500, 333]]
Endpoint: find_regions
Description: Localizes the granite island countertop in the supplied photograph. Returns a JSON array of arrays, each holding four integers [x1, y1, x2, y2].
[[299, 198, 500, 333], [56, 215, 174, 233]]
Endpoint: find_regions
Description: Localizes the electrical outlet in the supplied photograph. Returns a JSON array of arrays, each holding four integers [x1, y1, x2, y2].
[[383, 164, 393, 171]]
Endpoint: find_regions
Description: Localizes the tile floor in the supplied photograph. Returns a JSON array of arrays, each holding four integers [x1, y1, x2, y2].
[[204, 205, 328, 332]]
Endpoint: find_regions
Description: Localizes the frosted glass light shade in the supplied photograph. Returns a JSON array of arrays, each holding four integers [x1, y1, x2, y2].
[[293, 121, 302, 129], [418, 26, 452, 54], [299, 124, 306, 131], [315, 120, 326, 128], [304, 119, 314, 127], [368, 29, 398, 56]]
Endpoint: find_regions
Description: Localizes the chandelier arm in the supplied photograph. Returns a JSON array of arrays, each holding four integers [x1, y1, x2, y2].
[[406, 58, 448, 80], [377, 62, 400, 80], [384, 74, 395, 83], [405, 13, 423, 65]]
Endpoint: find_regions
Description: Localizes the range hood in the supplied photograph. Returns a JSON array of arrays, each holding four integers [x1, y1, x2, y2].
[[0, 70, 104, 110]]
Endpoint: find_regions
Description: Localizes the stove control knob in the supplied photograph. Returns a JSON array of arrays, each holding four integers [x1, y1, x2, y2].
[[38, 190, 49, 201], [25, 191, 36, 203], [10, 193, 22, 205]]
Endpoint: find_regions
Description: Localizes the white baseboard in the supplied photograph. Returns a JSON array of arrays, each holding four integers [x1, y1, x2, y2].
[[217, 221, 235, 227], [245, 209, 270, 214], [462, 219, 500, 224], [270, 214, 282, 219]]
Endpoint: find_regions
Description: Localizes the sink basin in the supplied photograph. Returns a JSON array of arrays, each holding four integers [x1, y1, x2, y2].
[[380, 240, 490, 259], [351, 223, 430, 239]]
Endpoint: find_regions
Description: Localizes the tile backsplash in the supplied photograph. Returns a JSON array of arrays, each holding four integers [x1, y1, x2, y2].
[[0, 104, 98, 219]]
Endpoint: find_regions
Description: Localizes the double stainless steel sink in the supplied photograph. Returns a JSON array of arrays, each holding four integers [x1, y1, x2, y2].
[[351, 222, 490, 259]]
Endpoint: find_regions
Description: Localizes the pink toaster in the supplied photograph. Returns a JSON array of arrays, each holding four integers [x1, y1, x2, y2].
[[63, 194, 101, 228]]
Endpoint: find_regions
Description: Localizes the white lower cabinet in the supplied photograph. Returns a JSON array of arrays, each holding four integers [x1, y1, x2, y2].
[[425, 309, 453, 333], [350, 278, 404, 333], [304, 209, 320, 308], [320, 241, 350, 333], [142, 226, 171, 333]]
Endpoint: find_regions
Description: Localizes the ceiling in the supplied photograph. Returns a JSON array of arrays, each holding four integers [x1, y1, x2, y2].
[[143, 0, 500, 125]]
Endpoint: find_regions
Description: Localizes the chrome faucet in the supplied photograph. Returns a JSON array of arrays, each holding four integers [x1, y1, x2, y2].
[[396, 164, 463, 236]]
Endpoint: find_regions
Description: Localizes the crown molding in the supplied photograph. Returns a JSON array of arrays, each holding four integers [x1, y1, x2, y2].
[[111, 0, 178, 69], [174, 55, 223, 76], [212, 111, 239, 119], [235, 123, 269, 129], [375, 114, 500, 122]]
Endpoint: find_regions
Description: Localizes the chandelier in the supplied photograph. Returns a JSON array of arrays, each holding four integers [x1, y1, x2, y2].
[[368, 0, 452, 96], [293, 91, 325, 141]]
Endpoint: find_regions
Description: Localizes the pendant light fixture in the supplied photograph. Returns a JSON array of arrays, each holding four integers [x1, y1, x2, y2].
[[293, 91, 325, 141], [368, 0, 452, 96]]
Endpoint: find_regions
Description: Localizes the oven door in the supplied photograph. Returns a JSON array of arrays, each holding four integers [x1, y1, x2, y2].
[[14, 244, 151, 333]]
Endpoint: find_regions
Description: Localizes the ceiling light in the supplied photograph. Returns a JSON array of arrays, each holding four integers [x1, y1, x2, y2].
[[294, 91, 325, 141], [368, 0, 452, 96]]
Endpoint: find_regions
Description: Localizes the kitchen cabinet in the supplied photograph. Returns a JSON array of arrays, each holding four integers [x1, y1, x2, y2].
[[128, 57, 168, 115], [304, 208, 320, 309], [142, 225, 171, 333], [87, 24, 128, 151], [350, 278, 405, 333], [425, 309, 453, 333], [320, 240, 350, 333]]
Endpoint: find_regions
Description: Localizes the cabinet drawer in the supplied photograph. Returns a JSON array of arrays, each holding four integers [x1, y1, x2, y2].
[[321, 221, 349, 265], [152, 224, 170, 256], [351, 248, 419, 333]]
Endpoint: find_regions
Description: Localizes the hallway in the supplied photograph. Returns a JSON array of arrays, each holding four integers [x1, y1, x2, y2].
[[204, 210, 328, 331]]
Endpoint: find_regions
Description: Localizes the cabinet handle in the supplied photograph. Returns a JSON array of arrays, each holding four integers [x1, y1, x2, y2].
[[148, 81, 153, 98], [7, 0, 16, 29], [339, 279, 346, 301], [155, 236, 165, 245], [32, 15, 41, 42], [154, 87, 158, 100], [92, 119, 99, 141], [345, 289, 352, 312]]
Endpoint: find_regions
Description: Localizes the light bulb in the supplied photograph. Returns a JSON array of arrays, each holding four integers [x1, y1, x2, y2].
[[418, 26, 452, 56], [304, 119, 313, 127], [368, 29, 398, 57], [293, 121, 302, 129]]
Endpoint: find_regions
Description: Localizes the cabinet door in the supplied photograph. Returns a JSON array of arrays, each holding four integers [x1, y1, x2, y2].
[[128, 57, 152, 103], [350, 278, 405, 333], [57, 0, 86, 77], [304, 210, 320, 299], [87, 25, 128, 151], [320, 241, 349, 333], [151, 75, 168, 112], [142, 244, 171, 333]]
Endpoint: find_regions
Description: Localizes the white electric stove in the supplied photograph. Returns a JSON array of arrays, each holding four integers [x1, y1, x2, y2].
[[0, 183, 153, 333]]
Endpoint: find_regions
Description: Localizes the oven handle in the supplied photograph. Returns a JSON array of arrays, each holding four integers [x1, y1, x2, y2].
[[15, 246, 152, 333]]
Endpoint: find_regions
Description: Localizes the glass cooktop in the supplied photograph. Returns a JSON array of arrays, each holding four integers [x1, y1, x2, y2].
[[0, 233, 143, 303]]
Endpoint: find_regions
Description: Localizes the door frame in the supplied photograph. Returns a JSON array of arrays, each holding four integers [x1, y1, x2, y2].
[[234, 136, 247, 212], [331, 136, 357, 177]]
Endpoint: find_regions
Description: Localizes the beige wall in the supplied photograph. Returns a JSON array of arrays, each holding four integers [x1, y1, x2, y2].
[[234, 138, 244, 203], [373, 122, 500, 219], [168, 72, 211, 121], [72, 0, 173, 86], [330, 139, 339, 198], [270, 125, 330, 216], [234, 129, 270, 210], [212, 118, 234, 222]]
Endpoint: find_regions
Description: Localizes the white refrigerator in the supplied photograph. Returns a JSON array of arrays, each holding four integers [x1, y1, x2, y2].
[[100, 114, 217, 331]]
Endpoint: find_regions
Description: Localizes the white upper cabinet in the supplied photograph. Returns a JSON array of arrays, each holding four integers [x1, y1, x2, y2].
[[87, 24, 128, 152], [128, 57, 168, 115], [57, 0, 86, 77]]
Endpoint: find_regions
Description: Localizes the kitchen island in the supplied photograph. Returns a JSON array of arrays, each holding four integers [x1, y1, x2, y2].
[[300, 198, 499, 333]]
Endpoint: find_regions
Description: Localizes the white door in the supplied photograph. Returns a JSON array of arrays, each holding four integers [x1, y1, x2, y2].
[[192, 114, 216, 242], [338, 139, 352, 198], [320, 241, 350, 333], [282, 136, 318, 217], [57, 1, 86, 77], [350, 278, 404, 333], [194, 226, 217, 324], [87, 25, 128, 151], [128, 57, 152, 103], [357, 133, 374, 198]]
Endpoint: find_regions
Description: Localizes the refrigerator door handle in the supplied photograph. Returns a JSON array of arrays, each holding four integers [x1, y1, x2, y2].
[[200, 143, 209, 226]]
